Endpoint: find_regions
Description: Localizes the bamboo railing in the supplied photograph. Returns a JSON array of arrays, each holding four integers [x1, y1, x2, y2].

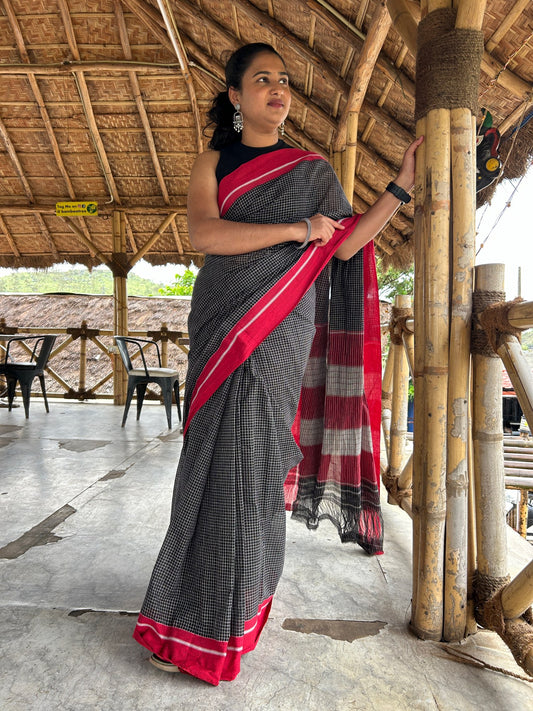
[[0, 320, 189, 404], [382, 263, 533, 676]]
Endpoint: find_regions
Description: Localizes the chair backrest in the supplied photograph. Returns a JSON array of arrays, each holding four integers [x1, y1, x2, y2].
[[32, 335, 56, 371], [114, 336, 133, 372]]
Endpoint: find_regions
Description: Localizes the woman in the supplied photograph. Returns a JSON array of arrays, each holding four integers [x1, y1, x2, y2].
[[134, 43, 422, 685]]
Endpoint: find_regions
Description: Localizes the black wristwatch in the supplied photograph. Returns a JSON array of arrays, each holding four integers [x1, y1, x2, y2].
[[386, 181, 412, 204]]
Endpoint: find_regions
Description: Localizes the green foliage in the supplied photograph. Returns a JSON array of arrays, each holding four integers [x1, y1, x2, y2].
[[376, 258, 414, 301], [521, 328, 533, 351], [159, 269, 197, 296], [0, 268, 163, 296]]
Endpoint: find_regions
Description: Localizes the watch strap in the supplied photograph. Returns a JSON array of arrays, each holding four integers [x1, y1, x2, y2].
[[386, 181, 412, 204]]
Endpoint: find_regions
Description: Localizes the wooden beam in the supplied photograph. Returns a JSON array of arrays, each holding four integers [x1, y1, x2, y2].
[[335, 1, 392, 147], [114, 1, 185, 256], [119, 0, 177, 55]]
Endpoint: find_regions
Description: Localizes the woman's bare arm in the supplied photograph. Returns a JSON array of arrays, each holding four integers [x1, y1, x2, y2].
[[333, 136, 424, 261]]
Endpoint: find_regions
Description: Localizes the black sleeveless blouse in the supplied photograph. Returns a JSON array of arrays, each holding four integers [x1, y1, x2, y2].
[[215, 139, 292, 183]]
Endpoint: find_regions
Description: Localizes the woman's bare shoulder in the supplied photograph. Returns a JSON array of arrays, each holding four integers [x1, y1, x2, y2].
[[191, 149, 220, 174]]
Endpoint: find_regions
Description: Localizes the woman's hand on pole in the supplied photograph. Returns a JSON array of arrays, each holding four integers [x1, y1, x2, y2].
[[394, 135, 424, 192]]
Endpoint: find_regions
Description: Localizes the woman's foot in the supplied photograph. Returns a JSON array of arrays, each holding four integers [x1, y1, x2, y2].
[[149, 653, 181, 673]]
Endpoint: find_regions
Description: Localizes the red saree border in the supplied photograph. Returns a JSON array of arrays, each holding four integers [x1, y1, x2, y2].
[[362, 241, 382, 482], [184, 215, 360, 435], [133, 597, 273, 686], [218, 148, 323, 215]]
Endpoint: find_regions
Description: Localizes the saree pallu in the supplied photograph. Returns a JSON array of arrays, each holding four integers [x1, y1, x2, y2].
[[133, 148, 382, 685]]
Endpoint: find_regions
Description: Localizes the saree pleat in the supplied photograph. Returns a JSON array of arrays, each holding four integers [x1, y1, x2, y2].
[[133, 147, 382, 685]]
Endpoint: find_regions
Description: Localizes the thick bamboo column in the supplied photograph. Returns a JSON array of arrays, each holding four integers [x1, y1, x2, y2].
[[411, 106, 451, 641], [112, 210, 129, 405], [411, 114, 427, 623], [443, 107, 476, 641], [472, 264, 508, 587]]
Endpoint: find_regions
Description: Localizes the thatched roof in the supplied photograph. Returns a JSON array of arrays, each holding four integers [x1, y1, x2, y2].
[[0, 1, 532, 272]]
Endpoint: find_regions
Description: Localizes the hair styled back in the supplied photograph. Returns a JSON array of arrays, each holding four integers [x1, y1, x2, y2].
[[206, 43, 285, 150]]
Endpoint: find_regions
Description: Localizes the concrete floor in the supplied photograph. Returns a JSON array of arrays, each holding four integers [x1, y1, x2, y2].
[[0, 399, 532, 711]]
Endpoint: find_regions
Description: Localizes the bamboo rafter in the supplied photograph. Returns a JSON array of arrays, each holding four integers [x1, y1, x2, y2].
[[156, 0, 204, 155], [0, 113, 59, 259], [335, 1, 392, 199], [0, 62, 182, 76], [114, 0, 183, 255], [116, 0, 416, 197], [0, 115, 33, 202], [57, 0, 121, 205], [308, 0, 415, 98], [0, 216, 20, 258], [3, 0, 97, 253]]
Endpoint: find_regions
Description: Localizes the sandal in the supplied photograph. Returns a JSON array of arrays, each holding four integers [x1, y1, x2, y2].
[[149, 653, 182, 673]]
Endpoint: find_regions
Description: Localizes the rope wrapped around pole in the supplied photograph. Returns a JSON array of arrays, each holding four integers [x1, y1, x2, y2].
[[478, 296, 526, 353]]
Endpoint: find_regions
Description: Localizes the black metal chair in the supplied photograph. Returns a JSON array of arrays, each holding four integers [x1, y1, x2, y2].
[[2, 335, 57, 418], [114, 336, 181, 429]]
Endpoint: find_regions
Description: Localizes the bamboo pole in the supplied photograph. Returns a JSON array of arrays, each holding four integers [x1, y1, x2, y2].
[[501, 559, 533, 620], [389, 295, 412, 505], [335, 0, 392, 201], [443, 106, 476, 641], [402, 327, 414, 378], [381, 344, 394, 470], [79, 327, 87, 395], [411, 107, 451, 641], [112, 210, 128, 406], [466, 396, 478, 635], [472, 264, 508, 581], [496, 335, 533, 437], [507, 300, 533, 329], [0, 60, 181, 75], [518, 490, 529, 538], [411, 114, 427, 625], [129, 212, 178, 267]]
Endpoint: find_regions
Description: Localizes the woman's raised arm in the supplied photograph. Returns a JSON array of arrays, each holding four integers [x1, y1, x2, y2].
[[334, 136, 424, 261]]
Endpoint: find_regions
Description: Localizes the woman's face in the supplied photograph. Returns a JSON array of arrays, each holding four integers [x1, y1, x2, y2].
[[228, 51, 291, 135]]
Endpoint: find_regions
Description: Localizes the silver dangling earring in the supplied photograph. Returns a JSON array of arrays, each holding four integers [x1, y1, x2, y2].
[[279, 120, 285, 136], [233, 103, 243, 133]]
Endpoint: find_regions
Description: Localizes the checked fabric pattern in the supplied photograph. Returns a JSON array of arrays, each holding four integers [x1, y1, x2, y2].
[[133, 146, 382, 685]]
